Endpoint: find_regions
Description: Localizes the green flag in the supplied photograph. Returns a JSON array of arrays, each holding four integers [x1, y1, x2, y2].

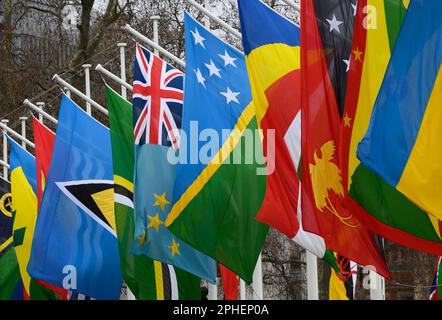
[[0, 248, 21, 300], [106, 85, 201, 300]]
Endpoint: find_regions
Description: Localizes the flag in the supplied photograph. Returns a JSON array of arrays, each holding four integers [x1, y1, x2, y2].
[[237, 0, 299, 238], [27, 95, 123, 300], [0, 176, 13, 255], [329, 254, 357, 300], [131, 43, 216, 283], [300, 0, 390, 278], [429, 257, 442, 300], [106, 85, 201, 300], [32, 118, 69, 299], [237, 0, 338, 266], [0, 248, 21, 300], [33, 117, 55, 206], [356, 0, 442, 249], [7, 136, 38, 297], [220, 264, 238, 300], [165, 12, 269, 283], [339, 1, 442, 256]]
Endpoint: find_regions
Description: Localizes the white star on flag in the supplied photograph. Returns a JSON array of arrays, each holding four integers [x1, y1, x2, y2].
[[326, 14, 343, 33], [194, 68, 206, 87], [191, 28, 205, 48], [218, 50, 237, 67], [220, 87, 240, 104], [205, 59, 221, 78]]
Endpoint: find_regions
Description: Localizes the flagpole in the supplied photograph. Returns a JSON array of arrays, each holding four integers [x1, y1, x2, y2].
[[117, 43, 128, 100], [252, 253, 263, 300], [204, 0, 210, 29], [280, 0, 301, 12], [123, 25, 185, 69], [24, 99, 58, 125], [150, 16, 160, 56], [185, 0, 242, 40], [83, 64, 92, 115], [0, 121, 35, 149], [240, 279, 246, 300], [36, 102, 44, 123], [0, 159, 9, 170], [52, 74, 108, 116], [19, 117, 27, 150], [208, 279, 218, 300], [306, 251, 319, 300], [369, 271, 385, 300], [1, 120, 8, 179], [95, 64, 133, 91]]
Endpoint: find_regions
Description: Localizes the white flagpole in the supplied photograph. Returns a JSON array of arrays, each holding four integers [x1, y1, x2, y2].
[[0, 121, 35, 149], [64, 87, 71, 99], [24, 99, 58, 125], [280, 0, 301, 12], [252, 253, 263, 300], [117, 43, 128, 100], [306, 251, 319, 300], [208, 279, 218, 300], [185, 0, 242, 40], [83, 64, 92, 115], [96, 64, 133, 91], [19, 117, 27, 150], [36, 102, 45, 123], [240, 280, 246, 300], [1, 120, 9, 179], [52, 74, 108, 116], [370, 271, 385, 300], [151, 16, 160, 56], [124, 25, 185, 69], [204, 0, 210, 29]]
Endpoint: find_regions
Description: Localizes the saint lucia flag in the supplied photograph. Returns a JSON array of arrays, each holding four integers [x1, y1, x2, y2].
[[28, 95, 123, 300]]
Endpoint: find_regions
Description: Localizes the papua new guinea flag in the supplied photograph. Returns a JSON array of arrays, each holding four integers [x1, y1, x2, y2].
[[28, 95, 123, 300]]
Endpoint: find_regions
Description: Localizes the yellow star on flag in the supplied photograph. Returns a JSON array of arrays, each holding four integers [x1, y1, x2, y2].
[[147, 213, 164, 232], [137, 230, 147, 248], [169, 238, 181, 258], [153, 192, 171, 211], [343, 113, 352, 128], [353, 47, 363, 62]]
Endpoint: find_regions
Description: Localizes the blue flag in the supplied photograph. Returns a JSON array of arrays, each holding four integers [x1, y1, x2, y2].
[[28, 96, 122, 300]]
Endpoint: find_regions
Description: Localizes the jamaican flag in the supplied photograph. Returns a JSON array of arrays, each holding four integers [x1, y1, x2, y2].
[[106, 85, 201, 300]]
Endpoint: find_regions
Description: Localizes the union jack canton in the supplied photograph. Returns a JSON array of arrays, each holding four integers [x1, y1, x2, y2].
[[132, 43, 183, 149]]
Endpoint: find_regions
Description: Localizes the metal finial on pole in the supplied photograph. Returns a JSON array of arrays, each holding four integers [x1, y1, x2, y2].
[[19, 117, 27, 150], [150, 16, 161, 56], [83, 64, 92, 115], [117, 43, 128, 100], [1, 120, 9, 179], [36, 102, 45, 123]]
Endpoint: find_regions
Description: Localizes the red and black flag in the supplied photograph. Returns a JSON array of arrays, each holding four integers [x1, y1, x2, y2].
[[300, 0, 390, 278]]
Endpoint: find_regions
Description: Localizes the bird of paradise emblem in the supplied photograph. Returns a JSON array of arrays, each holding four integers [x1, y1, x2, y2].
[[309, 140, 359, 228]]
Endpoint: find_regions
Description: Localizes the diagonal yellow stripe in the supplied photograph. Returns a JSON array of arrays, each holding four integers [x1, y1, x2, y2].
[[165, 101, 255, 227], [154, 261, 164, 300], [0, 236, 13, 253], [114, 175, 133, 192]]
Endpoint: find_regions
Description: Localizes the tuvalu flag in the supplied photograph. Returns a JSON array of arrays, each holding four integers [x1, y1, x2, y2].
[[28, 95, 123, 299], [356, 0, 442, 245], [106, 85, 201, 300], [300, 0, 390, 278], [166, 13, 269, 283]]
